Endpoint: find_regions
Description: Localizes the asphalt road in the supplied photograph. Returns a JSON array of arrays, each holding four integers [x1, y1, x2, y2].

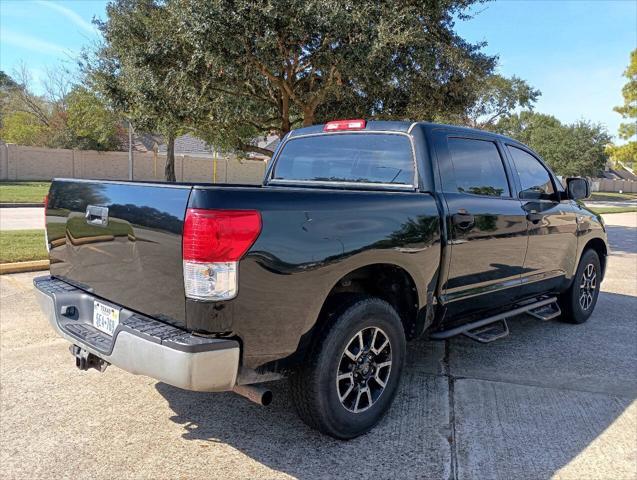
[[0, 212, 635, 479]]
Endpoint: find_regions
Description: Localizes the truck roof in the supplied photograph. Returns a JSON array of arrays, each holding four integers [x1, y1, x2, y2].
[[287, 120, 519, 145]]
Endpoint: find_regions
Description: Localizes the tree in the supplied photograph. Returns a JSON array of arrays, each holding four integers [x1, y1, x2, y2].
[[606, 49, 636, 167], [495, 111, 610, 176], [64, 87, 122, 151], [438, 74, 540, 128], [0, 71, 18, 90], [0, 111, 49, 145], [0, 66, 52, 131], [1, 67, 54, 145], [85, 0, 208, 181], [0, 68, 122, 151], [86, 1, 497, 167], [0, 70, 20, 127]]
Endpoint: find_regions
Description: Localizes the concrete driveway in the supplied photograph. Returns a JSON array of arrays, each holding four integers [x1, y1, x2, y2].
[[0, 213, 635, 479]]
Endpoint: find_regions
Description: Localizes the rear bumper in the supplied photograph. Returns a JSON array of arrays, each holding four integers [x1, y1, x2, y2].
[[34, 276, 240, 392]]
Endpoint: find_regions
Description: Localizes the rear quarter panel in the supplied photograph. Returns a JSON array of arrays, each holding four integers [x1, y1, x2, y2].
[[188, 186, 441, 368]]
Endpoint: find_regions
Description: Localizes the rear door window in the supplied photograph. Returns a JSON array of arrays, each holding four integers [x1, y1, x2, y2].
[[447, 138, 511, 197], [272, 133, 414, 186], [507, 145, 556, 200]]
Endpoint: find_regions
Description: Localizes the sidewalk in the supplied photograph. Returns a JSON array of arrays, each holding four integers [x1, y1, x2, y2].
[[585, 200, 637, 209], [0, 207, 44, 230]]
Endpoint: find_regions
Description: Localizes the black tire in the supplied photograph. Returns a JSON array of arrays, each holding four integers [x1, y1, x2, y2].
[[559, 249, 601, 324], [289, 296, 406, 439]]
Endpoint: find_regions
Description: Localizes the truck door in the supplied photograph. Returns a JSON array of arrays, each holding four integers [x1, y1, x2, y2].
[[433, 132, 529, 316], [504, 144, 578, 295]]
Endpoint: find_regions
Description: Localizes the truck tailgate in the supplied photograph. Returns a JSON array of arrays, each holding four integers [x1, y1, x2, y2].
[[46, 179, 192, 326]]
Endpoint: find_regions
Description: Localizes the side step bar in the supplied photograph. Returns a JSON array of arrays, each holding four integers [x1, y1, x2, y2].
[[463, 320, 509, 343], [527, 301, 561, 321], [429, 297, 558, 342]]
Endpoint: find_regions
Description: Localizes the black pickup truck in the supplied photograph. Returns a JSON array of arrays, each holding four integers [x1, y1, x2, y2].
[[35, 119, 607, 439]]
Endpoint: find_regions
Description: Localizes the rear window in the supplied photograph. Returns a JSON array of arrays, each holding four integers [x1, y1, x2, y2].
[[272, 133, 414, 186]]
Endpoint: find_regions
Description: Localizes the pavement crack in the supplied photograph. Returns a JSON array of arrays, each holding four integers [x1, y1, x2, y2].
[[444, 340, 459, 480]]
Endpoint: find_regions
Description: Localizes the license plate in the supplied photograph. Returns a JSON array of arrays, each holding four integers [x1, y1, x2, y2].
[[93, 301, 120, 336]]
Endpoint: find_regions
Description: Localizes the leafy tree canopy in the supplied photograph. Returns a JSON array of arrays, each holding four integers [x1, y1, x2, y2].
[[87, 0, 497, 167], [0, 111, 49, 145], [606, 49, 636, 167], [0, 71, 19, 90], [0, 68, 122, 151], [437, 74, 540, 128], [86, 0, 212, 180], [181, 0, 496, 140], [65, 87, 122, 150], [495, 111, 611, 177]]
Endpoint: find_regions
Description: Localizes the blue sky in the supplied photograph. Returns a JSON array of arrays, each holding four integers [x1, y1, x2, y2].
[[1, 0, 635, 140]]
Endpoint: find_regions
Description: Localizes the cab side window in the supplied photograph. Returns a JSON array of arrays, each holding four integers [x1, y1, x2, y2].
[[447, 138, 510, 197], [507, 146, 555, 200]]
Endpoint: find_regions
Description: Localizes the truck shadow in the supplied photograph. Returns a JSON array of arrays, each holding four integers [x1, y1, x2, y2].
[[156, 291, 636, 479]]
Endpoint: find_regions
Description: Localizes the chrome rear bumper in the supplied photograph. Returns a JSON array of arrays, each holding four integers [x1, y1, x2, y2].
[[34, 276, 240, 392]]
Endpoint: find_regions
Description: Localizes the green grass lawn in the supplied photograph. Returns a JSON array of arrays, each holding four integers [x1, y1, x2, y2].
[[589, 191, 637, 202], [0, 182, 51, 203], [589, 206, 637, 215], [0, 229, 48, 263]]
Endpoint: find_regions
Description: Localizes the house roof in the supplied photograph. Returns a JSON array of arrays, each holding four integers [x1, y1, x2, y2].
[[125, 133, 215, 155], [128, 132, 279, 157], [604, 167, 637, 181], [157, 134, 214, 155]]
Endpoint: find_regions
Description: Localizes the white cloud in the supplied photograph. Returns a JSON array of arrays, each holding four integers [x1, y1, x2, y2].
[[1, 29, 72, 56], [35, 0, 98, 35]]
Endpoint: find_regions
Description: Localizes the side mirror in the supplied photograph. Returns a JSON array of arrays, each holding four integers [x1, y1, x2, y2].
[[566, 177, 590, 200]]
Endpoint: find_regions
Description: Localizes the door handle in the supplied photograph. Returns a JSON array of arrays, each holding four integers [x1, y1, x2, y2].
[[526, 211, 544, 223], [452, 210, 475, 230], [85, 205, 109, 227]]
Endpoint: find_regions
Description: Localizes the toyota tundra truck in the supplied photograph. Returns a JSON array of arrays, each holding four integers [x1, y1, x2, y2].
[[35, 119, 608, 439]]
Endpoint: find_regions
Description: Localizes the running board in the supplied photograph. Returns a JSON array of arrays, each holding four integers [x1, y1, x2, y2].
[[429, 297, 558, 341], [463, 319, 509, 343], [527, 301, 561, 321]]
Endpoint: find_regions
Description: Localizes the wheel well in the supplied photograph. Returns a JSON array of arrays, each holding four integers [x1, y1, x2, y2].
[[583, 238, 607, 277], [319, 264, 420, 339]]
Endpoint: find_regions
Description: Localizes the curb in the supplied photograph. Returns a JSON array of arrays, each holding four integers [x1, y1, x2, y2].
[[0, 203, 44, 208], [0, 260, 50, 275]]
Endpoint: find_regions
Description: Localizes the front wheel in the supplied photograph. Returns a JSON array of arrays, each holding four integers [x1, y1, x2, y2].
[[559, 249, 601, 324], [289, 297, 406, 439]]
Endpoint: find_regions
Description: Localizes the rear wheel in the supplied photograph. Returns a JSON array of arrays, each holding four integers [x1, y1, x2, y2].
[[559, 249, 601, 324], [289, 296, 406, 439]]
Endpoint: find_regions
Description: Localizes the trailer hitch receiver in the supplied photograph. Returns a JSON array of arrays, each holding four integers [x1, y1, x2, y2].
[[69, 345, 109, 372]]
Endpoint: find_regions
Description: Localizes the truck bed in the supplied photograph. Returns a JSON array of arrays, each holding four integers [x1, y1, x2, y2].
[[46, 179, 441, 367]]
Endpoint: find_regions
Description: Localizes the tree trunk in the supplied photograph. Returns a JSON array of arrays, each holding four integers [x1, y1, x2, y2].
[[280, 92, 291, 135], [165, 134, 176, 182], [302, 106, 315, 127]]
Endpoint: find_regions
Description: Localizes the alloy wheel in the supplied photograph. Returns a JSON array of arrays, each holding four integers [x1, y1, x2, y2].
[[336, 326, 392, 413], [579, 263, 597, 311]]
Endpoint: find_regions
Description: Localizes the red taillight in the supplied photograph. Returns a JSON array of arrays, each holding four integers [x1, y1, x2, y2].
[[182, 209, 262, 262], [323, 119, 366, 132]]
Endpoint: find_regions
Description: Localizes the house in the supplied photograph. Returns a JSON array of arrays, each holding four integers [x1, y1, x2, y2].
[[127, 132, 280, 160], [128, 133, 215, 157], [600, 163, 637, 181]]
